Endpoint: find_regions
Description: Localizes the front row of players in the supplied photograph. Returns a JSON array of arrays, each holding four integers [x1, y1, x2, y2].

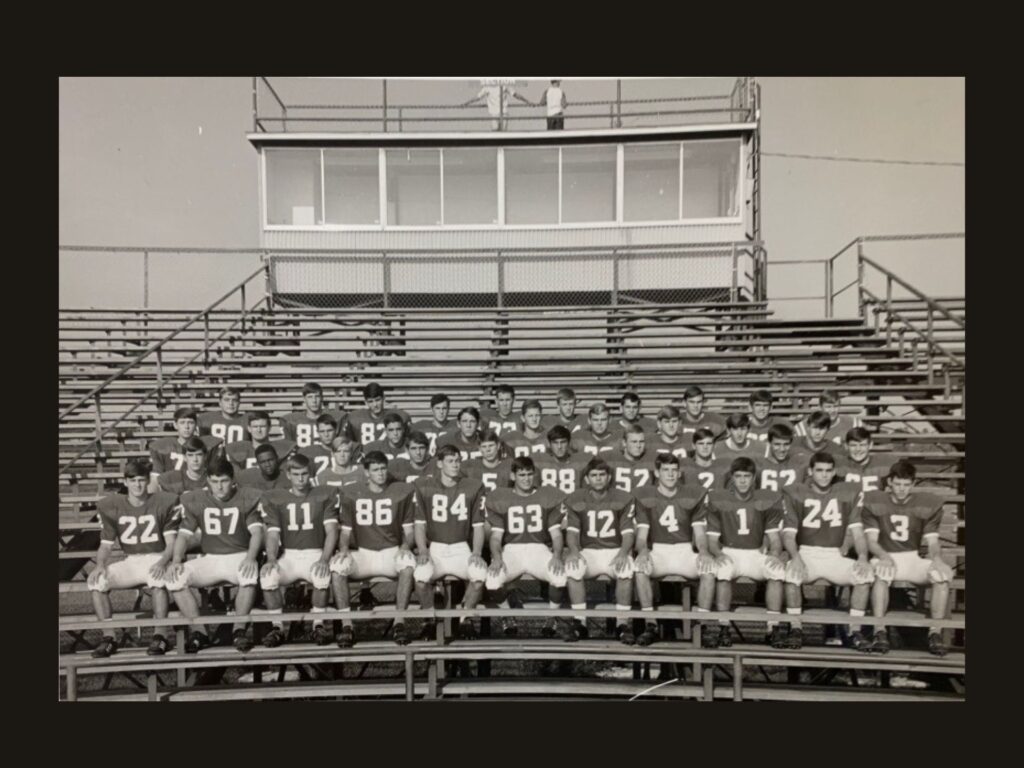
[[88, 448, 953, 658]]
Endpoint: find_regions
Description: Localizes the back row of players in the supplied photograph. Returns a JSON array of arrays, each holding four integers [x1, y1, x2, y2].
[[86, 383, 952, 658]]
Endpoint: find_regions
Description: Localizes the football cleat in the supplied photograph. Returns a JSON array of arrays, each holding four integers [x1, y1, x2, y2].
[[92, 637, 118, 659], [419, 620, 437, 642], [869, 631, 891, 655], [312, 625, 332, 646], [233, 629, 254, 653], [562, 620, 587, 643], [785, 628, 804, 649], [184, 631, 212, 654], [927, 633, 949, 657], [541, 620, 558, 638], [146, 634, 169, 656], [458, 620, 478, 640], [717, 625, 733, 647], [501, 617, 519, 637], [768, 624, 790, 649], [847, 631, 872, 652], [390, 623, 410, 646], [617, 624, 636, 646], [262, 627, 285, 648], [637, 624, 659, 647], [336, 626, 355, 648], [700, 625, 720, 649]]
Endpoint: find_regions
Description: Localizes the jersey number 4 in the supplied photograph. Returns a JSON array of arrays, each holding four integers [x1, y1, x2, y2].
[[802, 498, 842, 529]]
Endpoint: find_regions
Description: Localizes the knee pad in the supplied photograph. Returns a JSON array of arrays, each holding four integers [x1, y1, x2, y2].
[[485, 563, 507, 592], [260, 565, 281, 591], [395, 549, 417, 572], [414, 560, 436, 584], [330, 552, 354, 577], [564, 558, 586, 581]]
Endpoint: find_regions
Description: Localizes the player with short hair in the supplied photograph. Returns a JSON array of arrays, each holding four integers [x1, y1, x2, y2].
[[616, 392, 658, 436], [501, 399, 548, 457], [259, 454, 341, 646], [236, 444, 292, 492], [716, 413, 765, 463], [388, 431, 436, 484], [757, 423, 808, 492], [534, 426, 590, 495], [462, 429, 513, 491], [632, 453, 713, 646], [571, 403, 621, 456], [705, 457, 788, 648], [781, 452, 875, 650], [280, 382, 347, 449], [88, 459, 181, 658], [348, 383, 411, 447], [563, 458, 638, 644], [834, 427, 893, 493], [365, 411, 412, 460], [679, 428, 732, 490], [678, 386, 727, 440], [198, 387, 248, 444], [435, 407, 484, 460], [792, 411, 839, 457], [746, 390, 791, 443], [315, 435, 364, 488], [479, 384, 521, 436], [795, 390, 865, 445], [608, 425, 658, 493], [149, 407, 221, 485], [410, 394, 455, 455], [166, 457, 264, 653], [412, 445, 488, 640], [862, 460, 953, 656], [329, 451, 419, 646], [225, 410, 296, 472], [158, 436, 210, 495], [651, 405, 688, 459], [542, 388, 586, 434], [298, 414, 342, 476]]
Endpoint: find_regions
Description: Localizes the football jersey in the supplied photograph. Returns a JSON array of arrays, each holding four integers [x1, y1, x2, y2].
[[158, 470, 207, 495], [478, 408, 521, 436], [716, 438, 767, 463], [225, 438, 296, 472], [299, 443, 335, 476], [571, 429, 621, 456], [236, 467, 292, 492], [462, 457, 513, 491], [197, 411, 248, 445], [414, 476, 486, 545], [634, 485, 707, 545], [563, 488, 637, 550], [678, 411, 727, 440], [791, 436, 840, 459], [615, 416, 659, 436], [409, 419, 455, 454], [97, 491, 181, 556], [651, 434, 689, 459], [178, 486, 264, 555], [485, 487, 565, 546], [261, 485, 340, 551], [757, 454, 808, 492], [339, 481, 419, 551], [795, 413, 863, 446], [435, 432, 483, 461], [149, 435, 221, 474], [782, 483, 863, 549], [533, 452, 590, 495], [680, 458, 732, 491], [860, 490, 945, 554], [365, 438, 411, 461], [501, 430, 548, 458], [541, 413, 587, 434], [706, 489, 784, 550], [348, 408, 412, 447], [280, 408, 347, 449], [316, 464, 365, 488], [387, 458, 435, 485], [747, 415, 794, 443], [834, 454, 896, 493], [607, 452, 658, 494]]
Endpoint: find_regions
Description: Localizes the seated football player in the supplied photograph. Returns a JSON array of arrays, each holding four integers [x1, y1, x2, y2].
[[237, 444, 293, 492], [632, 453, 713, 647], [462, 429, 512, 492], [835, 427, 893, 493], [792, 410, 839, 457], [365, 411, 412, 460], [608, 425, 658, 493], [651, 405, 688, 459], [501, 399, 548, 457], [862, 460, 954, 656], [563, 458, 638, 644], [165, 457, 264, 653], [225, 410, 296, 472], [616, 392, 658, 436], [316, 434, 364, 488], [680, 428, 732, 490], [410, 393, 455, 454], [88, 459, 181, 658], [198, 386, 247, 444], [349, 383, 411, 447], [716, 413, 766, 463], [280, 382, 347, 449], [158, 436, 209, 495], [757, 423, 808, 492], [299, 414, 340, 476], [542, 388, 586, 434], [149, 407, 221, 489], [746, 389, 792, 442], [534, 426, 590, 495], [259, 454, 341, 647], [571, 403, 621, 456], [436, 407, 484, 461], [329, 451, 419, 647], [704, 458, 787, 648], [484, 456, 568, 639], [412, 445, 488, 640], [795, 390, 869, 445], [678, 386, 727, 441], [781, 451, 875, 650], [479, 384, 521, 436], [388, 431, 435, 484]]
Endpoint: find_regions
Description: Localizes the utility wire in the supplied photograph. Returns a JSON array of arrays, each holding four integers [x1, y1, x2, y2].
[[762, 151, 963, 167]]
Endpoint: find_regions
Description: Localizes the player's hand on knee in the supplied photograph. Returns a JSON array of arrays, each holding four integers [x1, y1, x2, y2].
[[240, 558, 259, 581], [415, 550, 431, 566], [874, 556, 895, 582], [696, 552, 716, 575], [548, 555, 565, 576], [87, 566, 107, 588], [786, 556, 807, 583], [469, 553, 487, 571], [853, 559, 874, 582], [330, 551, 353, 576], [929, 559, 953, 582], [260, 562, 278, 580], [634, 550, 652, 575], [148, 562, 167, 582], [487, 559, 505, 578], [311, 560, 330, 582]]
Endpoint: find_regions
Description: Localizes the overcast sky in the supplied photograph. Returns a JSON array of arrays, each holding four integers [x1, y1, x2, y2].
[[59, 77, 964, 314]]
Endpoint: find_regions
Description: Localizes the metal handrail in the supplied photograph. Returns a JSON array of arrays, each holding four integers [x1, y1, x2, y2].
[[860, 254, 965, 330], [862, 287, 964, 368]]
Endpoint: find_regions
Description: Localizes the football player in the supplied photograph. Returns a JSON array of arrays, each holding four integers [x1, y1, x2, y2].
[[435, 407, 484, 461], [410, 394, 455, 455], [757, 423, 807, 492], [616, 392, 658, 436], [225, 410, 295, 472], [462, 429, 513, 491], [365, 411, 412, 460], [608, 425, 658, 494], [534, 425, 590, 494], [678, 386, 727, 440], [157, 436, 209, 495], [149, 407, 221, 486], [298, 414, 341, 476], [650, 405, 688, 459], [479, 384, 521, 436], [835, 427, 894, 493], [316, 434, 364, 488], [280, 382, 347, 449], [501, 399, 548, 457], [87, 459, 181, 658], [792, 411, 839, 457], [236, 444, 292, 492], [388, 431, 436, 484], [349, 383, 412, 447], [571, 403, 621, 456], [542, 388, 586, 434], [679, 428, 732, 490], [795, 390, 865, 445], [716, 413, 765, 463], [746, 389, 791, 442], [197, 386, 247, 444]]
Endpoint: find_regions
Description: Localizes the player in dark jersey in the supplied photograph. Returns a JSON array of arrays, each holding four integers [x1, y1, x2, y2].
[[757, 423, 808, 492], [485, 456, 568, 639], [462, 429, 512, 492], [236, 444, 292, 492], [388, 431, 435, 484], [616, 392, 659, 436], [479, 384, 521, 436], [534, 425, 590, 495], [348, 383, 411, 447], [410, 393, 455, 455], [571, 403, 621, 456], [650, 405, 688, 459], [834, 427, 895, 493], [542, 388, 586, 434], [88, 459, 181, 658], [792, 410, 840, 457], [197, 386, 248, 444], [705, 458, 788, 648], [781, 451, 875, 649], [436, 407, 484, 460], [746, 389, 793, 443], [862, 460, 954, 656], [365, 411, 411, 460], [716, 413, 766, 463], [149, 407, 221, 487], [501, 399, 548, 457], [279, 382, 347, 449], [298, 414, 340, 476], [564, 458, 638, 644], [259, 454, 341, 646], [680, 428, 732, 490], [330, 451, 419, 646], [795, 389, 866, 446], [608, 425, 658, 494], [315, 434, 364, 488], [412, 445, 488, 640], [166, 457, 264, 653], [633, 453, 713, 646], [225, 410, 296, 472], [158, 436, 209, 495], [677, 386, 727, 440]]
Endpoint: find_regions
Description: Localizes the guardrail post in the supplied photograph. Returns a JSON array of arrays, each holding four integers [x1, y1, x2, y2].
[[884, 275, 893, 344], [383, 79, 388, 132], [496, 251, 505, 309], [499, 85, 505, 131], [156, 347, 164, 406], [611, 249, 619, 306], [252, 77, 258, 133], [856, 241, 865, 319], [143, 250, 149, 309], [926, 307, 935, 384], [93, 393, 104, 474], [203, 312, 210, 369], [398, 107, 403, 132], [241, 284, 247, 335], [825, 259, 833, 318], [616, 79, 622, 127], [730, 243, 738, 302], [382, 252, 391, 309], [609, 104, 614, 128]]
